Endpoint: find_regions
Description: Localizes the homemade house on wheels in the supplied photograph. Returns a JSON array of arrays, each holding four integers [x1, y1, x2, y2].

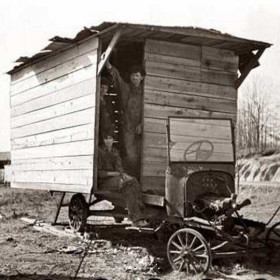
[[8, 22, 272, 275]]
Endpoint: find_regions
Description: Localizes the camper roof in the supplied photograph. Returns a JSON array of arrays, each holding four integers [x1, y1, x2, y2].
[[8, 21, 271, 75]]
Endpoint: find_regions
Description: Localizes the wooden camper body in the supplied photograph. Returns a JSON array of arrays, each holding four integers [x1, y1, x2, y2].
[[8, 22, 270, 200]]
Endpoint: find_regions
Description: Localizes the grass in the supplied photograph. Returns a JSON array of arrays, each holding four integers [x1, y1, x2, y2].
[[0, 186, 56, 220]]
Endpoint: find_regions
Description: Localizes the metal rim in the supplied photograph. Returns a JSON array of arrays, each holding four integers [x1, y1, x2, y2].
[[68, 193, 88, 232], [167, 228, 212, 275]]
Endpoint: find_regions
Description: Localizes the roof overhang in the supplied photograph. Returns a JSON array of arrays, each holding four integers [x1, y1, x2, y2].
[[7, 22, 271, 81]]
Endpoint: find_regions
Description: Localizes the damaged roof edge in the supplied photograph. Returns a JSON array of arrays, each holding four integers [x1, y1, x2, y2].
[[7, 22, 271, 75], [7, 23, 122, 75]]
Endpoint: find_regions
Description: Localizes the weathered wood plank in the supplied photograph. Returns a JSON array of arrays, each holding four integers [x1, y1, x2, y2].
[[144, 131, 232, 151], [11, 94, 95, 128], [170, 119, 232, 140], [143, 132, 167, 149], [144, 104, 236, 121], [143, 156, 168, 164], [142, 156, 167, 177], [145, 60, 201, 82], [169, 118, 234, 162], [170, 117, 232, 126], [11, 51, 97, 96], [11, 124, 94, 150], [142, 126, 167, 181], [144, 89, 237, 114], [144, 146, 233, 171], [170, 141, 233, 155], [145, 39, 201, 60], [144, 118, 167, 134], [143, 134, 233, 159], [11, 181, 92, 194], [141, 176, 165, 194], [11, 72, 95, 108], [97, 29, 122, 75], [143, 146, 167, 160], [11, 36, 99, 84], [201, 69, 237, 86], [201, 46, 239, 73], [170, 147, 234, 162], [11, 108, 95, 139], [145, 76, 237, 101], [12, 169, 93, 186], [145, 58, 236, 86], [145, 52, 200, 68], [12, 155, 93, 171], [142, 163, 166, 177], [11, 139, 94, 160]]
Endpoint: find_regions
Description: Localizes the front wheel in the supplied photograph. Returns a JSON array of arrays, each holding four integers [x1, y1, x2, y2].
[[167, 228, 212, 276], [68, 194, 88, 232]]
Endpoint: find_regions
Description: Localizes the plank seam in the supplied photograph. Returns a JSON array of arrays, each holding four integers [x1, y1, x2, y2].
[[11, 76, 95, 108], [11, 96, 95, 128], [146, 73, 236, 88], [11, 63, 96, 97], [11, 120, 94, 140], [11, 47, 98, 86], [143, 101, 236, 115]]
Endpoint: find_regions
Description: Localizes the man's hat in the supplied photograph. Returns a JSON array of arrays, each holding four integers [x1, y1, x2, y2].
[[129, 65, 145, 76], [99, 129, 115, 144]]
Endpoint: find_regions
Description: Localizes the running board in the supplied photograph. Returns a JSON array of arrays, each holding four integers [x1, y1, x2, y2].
[[125, 226, 156, 233]]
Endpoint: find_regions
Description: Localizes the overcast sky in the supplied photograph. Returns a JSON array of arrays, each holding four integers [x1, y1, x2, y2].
[[0, 0, 279, 151]]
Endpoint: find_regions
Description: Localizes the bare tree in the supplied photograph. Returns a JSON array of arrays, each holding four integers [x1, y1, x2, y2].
[[237, 75, 278, 155]]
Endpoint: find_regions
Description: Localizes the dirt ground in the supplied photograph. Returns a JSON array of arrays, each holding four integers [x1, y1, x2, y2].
[[0, 183, 280, 280]]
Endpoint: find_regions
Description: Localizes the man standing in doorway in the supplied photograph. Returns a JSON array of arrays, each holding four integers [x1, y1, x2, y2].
[[106, 61, 144, 179]]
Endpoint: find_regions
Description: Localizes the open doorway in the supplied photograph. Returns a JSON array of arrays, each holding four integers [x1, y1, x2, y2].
[[99, 39, 145, 179]]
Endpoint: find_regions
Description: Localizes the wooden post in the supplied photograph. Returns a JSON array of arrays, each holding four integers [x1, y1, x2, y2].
[[97, 29, 122, 75]]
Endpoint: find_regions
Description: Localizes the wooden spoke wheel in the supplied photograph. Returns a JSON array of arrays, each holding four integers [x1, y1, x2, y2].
[[167, 228, 212, 276], [266, 222, 280, 257], [69, 194, 88, 232]]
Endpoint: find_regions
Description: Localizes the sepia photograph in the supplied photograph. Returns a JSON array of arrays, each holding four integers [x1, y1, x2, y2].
[[0, 0, 280, 279]]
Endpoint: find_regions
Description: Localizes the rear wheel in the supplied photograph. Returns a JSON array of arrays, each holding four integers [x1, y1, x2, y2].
[[69, 194, 88, 232], [167, 228, 212, 276]]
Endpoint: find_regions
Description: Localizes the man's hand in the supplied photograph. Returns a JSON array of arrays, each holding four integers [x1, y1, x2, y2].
[[105, 60, 112, 70], [135, 123, 142, 135], [121, 172, 132, 181]]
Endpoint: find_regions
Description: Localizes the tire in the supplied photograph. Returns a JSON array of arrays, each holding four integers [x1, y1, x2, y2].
[[68, 193, 89, 232], [167, 228, 212, 276]]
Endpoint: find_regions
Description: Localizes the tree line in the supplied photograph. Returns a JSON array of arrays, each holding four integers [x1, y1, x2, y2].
[[237, 75, 280, 156]]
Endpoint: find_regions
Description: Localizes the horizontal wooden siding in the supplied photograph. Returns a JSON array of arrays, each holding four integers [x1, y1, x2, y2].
[[10, 37, 99, 193], [142, 39, 238, 193]]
